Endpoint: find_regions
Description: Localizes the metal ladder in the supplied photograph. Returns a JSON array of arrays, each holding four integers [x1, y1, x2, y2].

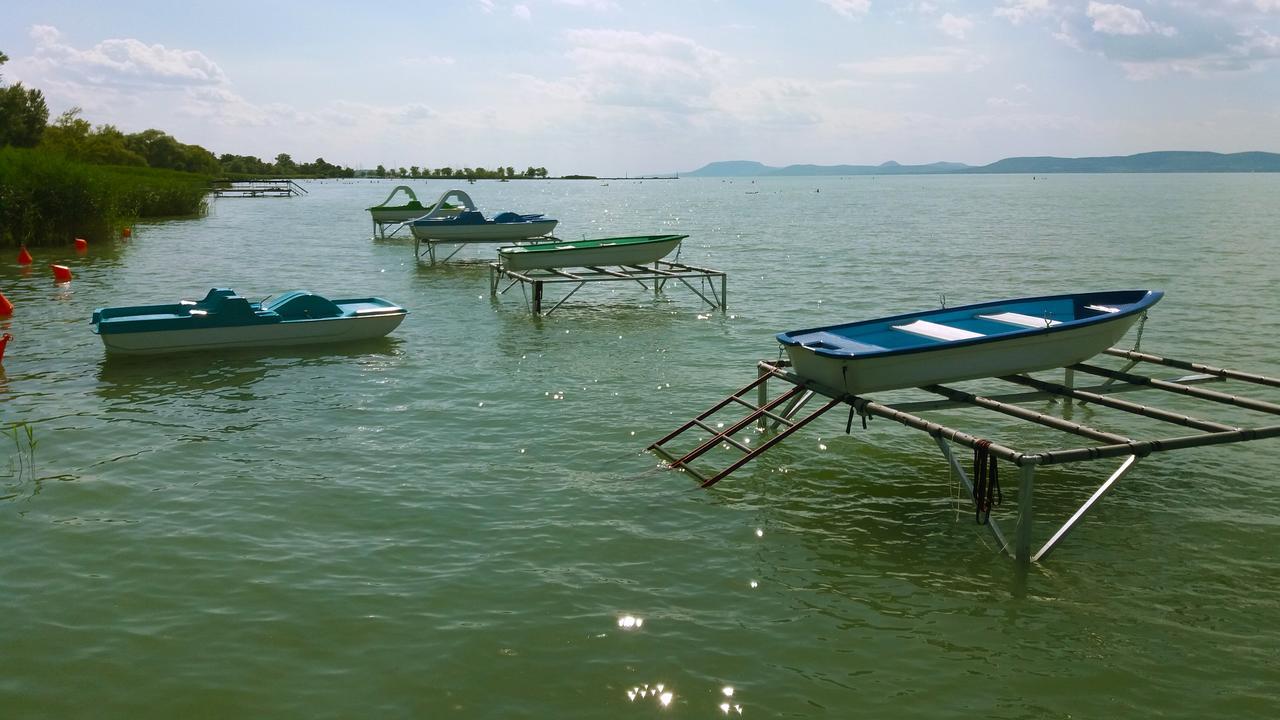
[[648, 373, 843, 487]]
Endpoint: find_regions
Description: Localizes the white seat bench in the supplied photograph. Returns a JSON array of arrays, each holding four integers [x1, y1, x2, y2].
[[891, 319, 984, 341], [977, 311, 1061, 329]]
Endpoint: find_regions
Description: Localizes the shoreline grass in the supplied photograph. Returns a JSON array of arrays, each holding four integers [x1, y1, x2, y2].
[[0, 147, 210, 248]]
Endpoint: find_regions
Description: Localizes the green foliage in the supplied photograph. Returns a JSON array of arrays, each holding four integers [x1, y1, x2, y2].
[[0, 146, 208, 247], [39, 108, 147, 166], [0, 52, 48, 148], [124, 128, 220, 175]]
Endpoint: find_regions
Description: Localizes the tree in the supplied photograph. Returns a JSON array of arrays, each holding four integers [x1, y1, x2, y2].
[[506, 166, 515, 179], [0, 50, 49, 148], [274, 153, 296, 175], [375, 164, 386, 178], [40, 108, 145, 166]]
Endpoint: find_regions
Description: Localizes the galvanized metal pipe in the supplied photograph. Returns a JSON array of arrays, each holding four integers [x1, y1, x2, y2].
[[1073, 362, 1280, 416], [1103, 347, 1280, 388], [921, 384, 1133, 445], [1036, 423, 1280, 465], [1015, 463, 1037, 566], [999, 374, 1238, 433]]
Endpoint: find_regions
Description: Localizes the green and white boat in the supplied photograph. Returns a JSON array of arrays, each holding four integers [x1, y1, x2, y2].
[[497, 234, 687, 271], [367, 185, 460, 224]]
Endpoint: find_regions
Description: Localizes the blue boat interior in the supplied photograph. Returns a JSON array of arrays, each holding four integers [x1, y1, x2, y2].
[[416, 210, 548, 226], [777, 290, 1161, 359]]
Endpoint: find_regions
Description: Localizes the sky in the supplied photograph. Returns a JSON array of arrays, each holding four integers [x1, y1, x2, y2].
[[1, 0, 1278, 175]]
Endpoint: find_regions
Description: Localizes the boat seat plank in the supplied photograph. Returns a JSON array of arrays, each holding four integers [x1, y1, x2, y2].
[[892, 319, 984, 342], [800, 332, 886, 354], [978, 311, 1061, 329]]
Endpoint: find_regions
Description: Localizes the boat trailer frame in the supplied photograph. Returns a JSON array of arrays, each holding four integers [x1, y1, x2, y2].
[[488, 259, 727, 316], [649, 347, 1280, 566]]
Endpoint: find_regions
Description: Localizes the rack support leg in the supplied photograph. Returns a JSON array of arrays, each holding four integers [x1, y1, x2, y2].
[[1015, 463, 1036, 566], [532, 281, 543, 315]]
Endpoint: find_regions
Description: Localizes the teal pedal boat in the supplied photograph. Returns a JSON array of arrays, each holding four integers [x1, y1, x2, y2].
[[92, 288, 407, 356]]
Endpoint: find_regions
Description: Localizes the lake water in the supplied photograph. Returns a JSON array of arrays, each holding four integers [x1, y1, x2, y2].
[[2, 175, 1278, 718]]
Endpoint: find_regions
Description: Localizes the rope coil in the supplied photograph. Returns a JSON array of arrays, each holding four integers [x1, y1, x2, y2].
[[972, 439, 1002, 525]]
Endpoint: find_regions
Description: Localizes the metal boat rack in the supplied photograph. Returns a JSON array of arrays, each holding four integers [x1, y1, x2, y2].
[[212, 178, 307, 198], [374, 218, 411, 239], [413, 236, 552, 264], [488, 259, 728, 316], [649, 347, 1280, 566]]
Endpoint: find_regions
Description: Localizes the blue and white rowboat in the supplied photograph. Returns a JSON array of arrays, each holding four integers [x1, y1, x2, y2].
[[92, 288, 407, 356], [776, 290, 1163, 394]]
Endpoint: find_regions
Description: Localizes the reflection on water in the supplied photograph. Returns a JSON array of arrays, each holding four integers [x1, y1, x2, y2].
[[95, 336, 403, 398]]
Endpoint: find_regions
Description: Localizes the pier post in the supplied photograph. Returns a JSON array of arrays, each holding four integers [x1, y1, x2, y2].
[[1015, 461, 1037, 566], [532, 281, 543, 315]]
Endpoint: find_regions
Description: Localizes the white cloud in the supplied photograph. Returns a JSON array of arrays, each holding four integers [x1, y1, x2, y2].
[[476, 0, 495, 13], [513, 4, 532, 20], [1087, 2, 1178, 36], [994, 0, 1053, 25], [938, 13, 974, 39], [27, 24, 227, 88], [563, 29, 728, 113], [821, 0, 872, 18], [1115, 28, 1280, 77], [842, 48, 987, 74]]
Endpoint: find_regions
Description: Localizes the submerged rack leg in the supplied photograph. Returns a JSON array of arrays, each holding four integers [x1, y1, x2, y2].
[[934, 437, 1010, 556], [532, 282, 543, 315], [756, 366, 769, 431], [1015, 463, 1037, 566], [1033, 454, 1139, 563]]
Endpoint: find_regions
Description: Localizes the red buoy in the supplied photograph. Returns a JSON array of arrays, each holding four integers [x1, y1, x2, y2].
[[75, 237, 88, 252], [0, 292, 12, 316], [122, 227, 132, 238], [51, 264, 73, 283], [0, 333, 11, 363], [17, 246, 33, 265]]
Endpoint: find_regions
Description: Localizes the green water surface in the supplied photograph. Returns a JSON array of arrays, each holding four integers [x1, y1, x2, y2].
[[2, 175, 1278, 718]]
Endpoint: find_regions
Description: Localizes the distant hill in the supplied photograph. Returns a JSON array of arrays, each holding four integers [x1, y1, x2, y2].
[[970, 151, 1280, 174], [684, 151, 1280, 177], [687, 160, 780, 177]]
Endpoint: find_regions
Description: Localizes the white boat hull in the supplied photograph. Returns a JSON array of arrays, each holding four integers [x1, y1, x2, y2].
[[99, 313, 406, 356], [499, 236, 682, 271], [784, 314, 1141, 395], [410, 219, 558, 242]]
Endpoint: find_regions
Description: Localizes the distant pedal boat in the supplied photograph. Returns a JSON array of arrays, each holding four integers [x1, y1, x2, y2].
[[92, 288, 407, 356], [408, 189, 557, 242], [367, 185, 461, 223], [776, 290, 1163, 394], [497, 234, 687, 271]]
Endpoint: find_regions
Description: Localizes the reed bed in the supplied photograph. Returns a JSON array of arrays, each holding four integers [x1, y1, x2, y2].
[[0, 147, 210, 248]]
